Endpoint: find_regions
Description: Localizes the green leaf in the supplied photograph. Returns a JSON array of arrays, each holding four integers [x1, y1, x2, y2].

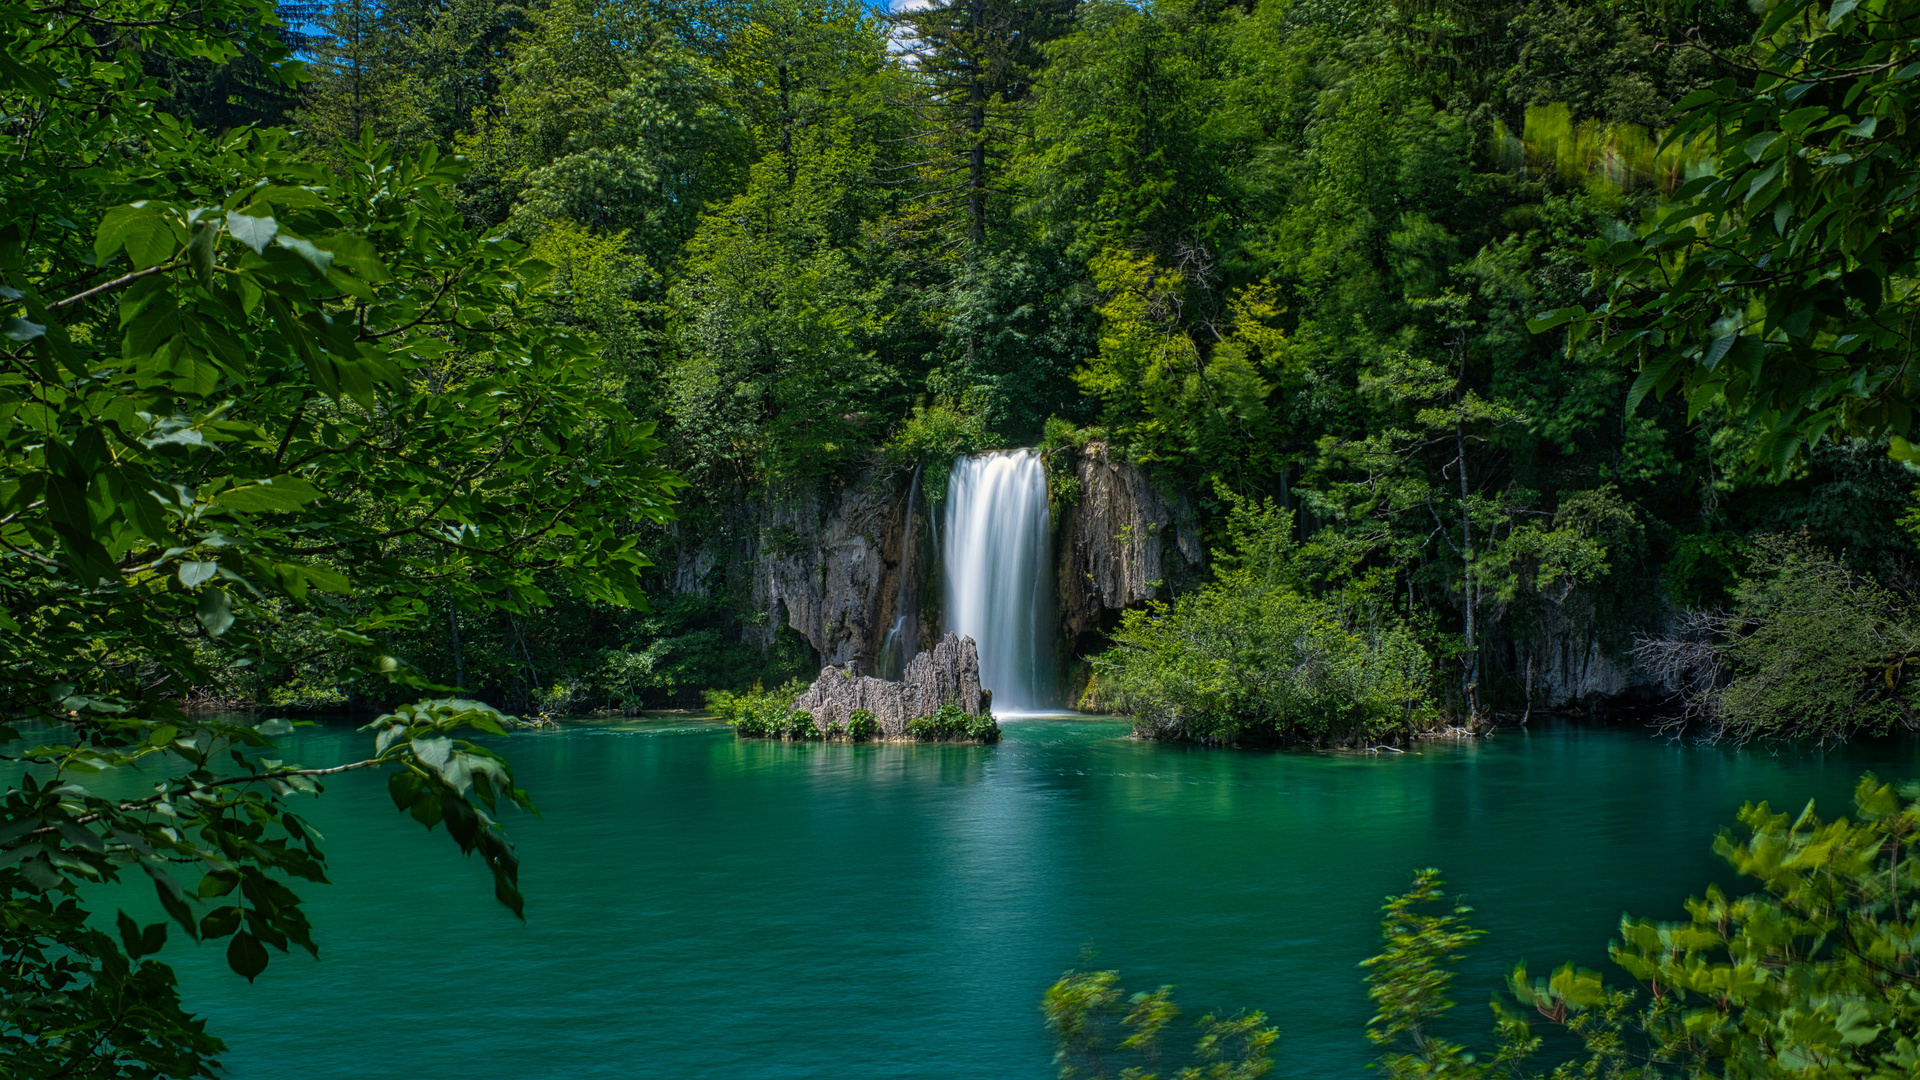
[[197, 870, 239, 898], [1759, 0, 1816, 37], [214, 476, 321, 513], [188, 219, 219, 285], [1, 317, 45, 343], [178, 561, 218, 588], [1525, 307, 1585, 334], [146, 865, 198, 937], [226, 211, 279, 255], [1626, 354, 1681, 414], [1669, 88, 1722, 114], [227, 931, 269, 981], [100, 205, 179, 270], [200, 905, 242, 938], [196, 588, 234, 637], [274, 235, 334, 276]]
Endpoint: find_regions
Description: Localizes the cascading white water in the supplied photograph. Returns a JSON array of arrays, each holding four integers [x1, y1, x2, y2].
[[943, 450, 1054, 713]]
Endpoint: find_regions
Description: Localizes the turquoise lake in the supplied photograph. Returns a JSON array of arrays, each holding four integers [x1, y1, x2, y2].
[[127, 715, 1919, 1077]]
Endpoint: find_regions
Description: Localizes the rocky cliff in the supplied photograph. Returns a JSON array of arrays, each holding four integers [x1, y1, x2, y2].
[[790, 632, 987, 736], [668, 460, 935, 674], [1054, 442, 1205, 647], [669, 445, 1205, 688]]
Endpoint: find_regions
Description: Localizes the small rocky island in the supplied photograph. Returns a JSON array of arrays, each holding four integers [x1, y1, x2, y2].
[[792, 632, 994, 740], [724, 632, 1000, 743]]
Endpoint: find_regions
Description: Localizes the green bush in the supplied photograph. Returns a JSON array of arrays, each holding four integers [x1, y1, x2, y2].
[[1092, 499, 1437, 747], [783, 710, 822, 739], [845, 709, 881, 741], [885, 391, 1002, 500], [707, 680, 818, 739], [1356, 774, 1920, 1078], [905, 703, 1001, 742], [1633, 534, 1920, 742]]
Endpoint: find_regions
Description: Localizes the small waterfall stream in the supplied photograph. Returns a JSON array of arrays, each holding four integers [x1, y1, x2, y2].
[[878, 465, 922, 680], [943, 450, 1054, 712]]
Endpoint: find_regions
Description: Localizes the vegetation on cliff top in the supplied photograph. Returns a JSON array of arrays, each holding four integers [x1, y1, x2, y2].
[[157, 0, 1913, 733]]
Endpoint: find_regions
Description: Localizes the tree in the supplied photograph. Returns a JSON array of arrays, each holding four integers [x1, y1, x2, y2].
[[1092, 496, 1438, 746], [297, 0, 424, 154], [665, 0, 909, 491], [0, 0, 681, 1072], [892, 0, 1079, 249], [1545, 0, 1920, 472], [1041, 968, 1277, 1079], [1356, 774, 1920, 1078]]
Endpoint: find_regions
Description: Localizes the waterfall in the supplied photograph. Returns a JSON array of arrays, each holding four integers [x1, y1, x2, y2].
[[944, 450, 1054, 713], [878, 465, 922, 680]]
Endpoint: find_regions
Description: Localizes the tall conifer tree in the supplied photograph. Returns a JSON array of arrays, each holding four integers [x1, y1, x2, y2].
[[890, 0, 1077, 249]]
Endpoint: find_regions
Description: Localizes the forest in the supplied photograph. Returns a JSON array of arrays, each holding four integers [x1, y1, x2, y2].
[[11, 0, 1920, 1074], [138, 0, 1914, 747]]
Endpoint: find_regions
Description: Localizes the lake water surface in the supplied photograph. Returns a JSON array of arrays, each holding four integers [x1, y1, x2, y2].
[[142, 715, 1919, 1078]]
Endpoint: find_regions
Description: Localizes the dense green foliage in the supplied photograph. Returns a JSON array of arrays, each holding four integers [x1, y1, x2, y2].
[[1055, 772, 1920, 1077], [13, 0, 1920, 1068], [1093, 498, 1439, 746], [230, 0, 1828, 724], [707, 679, 816, 737], [1635, 535, 1920, 742], [904, 702, 1002, 742], [714, 684, 997, 742], [1043, 968, 1277, 1079], [1560, 0, 1920, 472], [0, 0, 679, 1070], [39, 0, 1920, 730], [1363, 774, 1920, 1078]]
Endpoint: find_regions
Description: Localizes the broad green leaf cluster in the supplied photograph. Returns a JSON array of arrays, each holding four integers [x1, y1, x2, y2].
[[1360, 774, 1920, 1078], [0, 0, 682, 1072], [1574, 0, 1920, 471]]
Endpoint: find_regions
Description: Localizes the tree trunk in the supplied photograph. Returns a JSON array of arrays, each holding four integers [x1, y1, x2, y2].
[[1457, 422, 1479, 720], [448, 599, 466, 690], [967, 0, 987, 247]]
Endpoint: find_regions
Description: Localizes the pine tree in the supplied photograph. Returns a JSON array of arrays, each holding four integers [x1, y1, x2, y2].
[[297, 0, 422, 153], [890, 0, 1077, 249]]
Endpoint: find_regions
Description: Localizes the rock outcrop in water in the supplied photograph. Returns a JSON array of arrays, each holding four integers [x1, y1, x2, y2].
[[790, 632, 987, 736]]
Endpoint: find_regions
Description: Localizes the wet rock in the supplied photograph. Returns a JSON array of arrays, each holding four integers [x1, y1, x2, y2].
[[1055, 441, 1204, 644], [790, 632, 987, 737]]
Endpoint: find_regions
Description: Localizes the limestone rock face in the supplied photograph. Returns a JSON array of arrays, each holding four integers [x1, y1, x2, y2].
[[668, 462, 931, 672], [791, 632, 986, 736], [1055, 442, 1204, 644]]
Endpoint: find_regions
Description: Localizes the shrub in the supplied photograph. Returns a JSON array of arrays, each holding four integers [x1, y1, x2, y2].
[[885, 391, 1002, 500], [1092, 499, 1437, 746], [1355, 774, 1920, 1078], [1053, 773, 1920, 1079], [1632, 534, 1920, 742], [706, 680, 818, 739], [905, 703, 1001, 742], [845, 709, 880, 741]]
